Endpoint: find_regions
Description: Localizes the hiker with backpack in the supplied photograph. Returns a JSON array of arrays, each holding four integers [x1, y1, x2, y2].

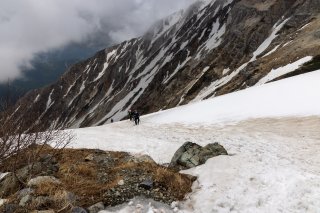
[[133, 110, 140, 125]]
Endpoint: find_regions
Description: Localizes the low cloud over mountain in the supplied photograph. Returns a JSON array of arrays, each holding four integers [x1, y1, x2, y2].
[[0, 0, 194, 82]]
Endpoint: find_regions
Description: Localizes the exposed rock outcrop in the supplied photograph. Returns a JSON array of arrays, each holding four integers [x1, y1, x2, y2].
[[0, 147, 195, 212], [169, 142, 228, 170]]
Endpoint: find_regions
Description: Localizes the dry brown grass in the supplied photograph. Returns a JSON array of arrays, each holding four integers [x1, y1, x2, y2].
[[34, 181, 63, 197], [1, 147, 195, 211], [153, 166, 193, 200]]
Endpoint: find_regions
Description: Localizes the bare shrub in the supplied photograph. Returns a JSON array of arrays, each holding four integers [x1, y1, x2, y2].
[[0, 98, 73, 186]]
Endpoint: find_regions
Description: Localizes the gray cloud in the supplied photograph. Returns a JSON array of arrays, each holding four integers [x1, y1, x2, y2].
[[0, 0, 195, 82]]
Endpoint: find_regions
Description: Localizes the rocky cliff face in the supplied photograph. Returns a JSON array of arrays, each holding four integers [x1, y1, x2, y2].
[[2, 0, 320, 132]]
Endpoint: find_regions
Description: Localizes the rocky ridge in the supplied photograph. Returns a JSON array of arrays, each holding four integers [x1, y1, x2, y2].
[[0, 146, 193, 212]]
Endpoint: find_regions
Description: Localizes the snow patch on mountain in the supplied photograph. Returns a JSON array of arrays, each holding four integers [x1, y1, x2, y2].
[[250, 17, 290, 62], [257, 56, 313, 85], [194, 16, 291, 101], [46, 89, 54, 109]]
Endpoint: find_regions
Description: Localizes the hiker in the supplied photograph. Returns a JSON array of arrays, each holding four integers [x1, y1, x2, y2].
[[128, 109, 133, 121], [133, 110, 140, 125], [111, 118, 114, 123]]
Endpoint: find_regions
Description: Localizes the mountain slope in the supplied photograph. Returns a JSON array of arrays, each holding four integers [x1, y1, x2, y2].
[[3, 0, 320, 132]]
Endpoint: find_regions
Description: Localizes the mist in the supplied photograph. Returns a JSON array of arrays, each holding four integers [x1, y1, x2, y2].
[[0, 0, 196, 82]]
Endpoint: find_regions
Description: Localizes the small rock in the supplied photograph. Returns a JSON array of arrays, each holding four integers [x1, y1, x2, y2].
[[0, 199, 8, 207], [3, 204, 19, 213], [136, 203, 144, 209], [85, 154, 95, 161], [31, 210, 55, 213], [33, 196, 52, 209], [72, 207, 88, 213], [94, 149, 105, 154], [139, 179, 153, 190], [17, 162, 43, 180], [87, 202, 105, 213], [128, 200, 134, 206], [0, 173, 20, 197], [40, 154, 57, 164], [65, 191, 77, 204], [19, 194, 32, 207], [27, 176, 61, 187], [130, 154, 156, 164], [171, 201, 179, 209], [118, 179, 125, 186], [173, 207, 179, 212], [17, 188, 34, 199]]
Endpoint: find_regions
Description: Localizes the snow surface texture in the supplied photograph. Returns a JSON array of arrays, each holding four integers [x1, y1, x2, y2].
[[71, 71, 320, 212]]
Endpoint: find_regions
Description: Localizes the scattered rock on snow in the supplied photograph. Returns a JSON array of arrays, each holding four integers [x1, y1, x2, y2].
[[171, 201, 179, 209], [169, 142, 228, 170]]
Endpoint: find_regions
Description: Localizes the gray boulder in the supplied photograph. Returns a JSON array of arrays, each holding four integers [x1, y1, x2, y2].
[[72, 207, 88, 213], [0, 173, 20, 197], [139, 179, 154, 190], [87, 202, 105, 213], [27, 176, 61, 187], [85, 154, 95, 162], [16, 159, 59, 181], [19, 194, 33, 207], [32, 196, 52, 209], [17, 188, 34, 199], [2, 204, 19, 213], [169, 142, 228, 170], [129, 154, 156, 164], [16, 162, 43, 180]]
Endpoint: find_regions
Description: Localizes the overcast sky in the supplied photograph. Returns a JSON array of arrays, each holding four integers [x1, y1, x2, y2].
[[0, 0, 195, 82]]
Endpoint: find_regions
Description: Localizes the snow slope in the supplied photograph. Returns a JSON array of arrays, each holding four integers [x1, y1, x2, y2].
[[71, 71, 320, 212], [147, 69, 320, 125]]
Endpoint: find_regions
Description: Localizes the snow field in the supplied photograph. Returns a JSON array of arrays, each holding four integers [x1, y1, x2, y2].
[[150, 70, 320, 125], [71, 71, 320, 212]]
